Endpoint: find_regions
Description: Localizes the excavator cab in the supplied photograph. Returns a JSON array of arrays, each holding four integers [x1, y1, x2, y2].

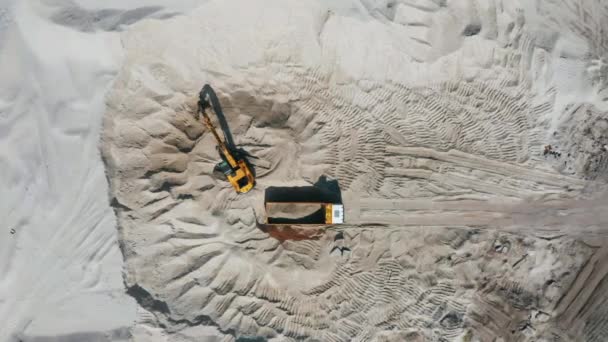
[[215, 159, 233, 176], [197, 85, 255, 194]]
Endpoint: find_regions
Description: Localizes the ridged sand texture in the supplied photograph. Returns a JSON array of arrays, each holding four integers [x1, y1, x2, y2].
[[102, 0, 608, 341]]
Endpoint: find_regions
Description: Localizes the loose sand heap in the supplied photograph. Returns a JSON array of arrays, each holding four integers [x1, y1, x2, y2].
[[266, 203, 325, 221], [101, 0, 608, 341]]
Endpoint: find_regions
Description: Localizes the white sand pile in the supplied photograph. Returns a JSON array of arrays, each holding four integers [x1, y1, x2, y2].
[[101, 0, 608, 341], [0, 1, 203, 341]]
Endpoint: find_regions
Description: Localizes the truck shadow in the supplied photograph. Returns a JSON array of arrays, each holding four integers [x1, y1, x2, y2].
[[264, 175, 342, 203]]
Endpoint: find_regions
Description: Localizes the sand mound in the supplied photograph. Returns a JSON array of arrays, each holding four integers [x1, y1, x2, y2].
[[102, 0, 608, 341]]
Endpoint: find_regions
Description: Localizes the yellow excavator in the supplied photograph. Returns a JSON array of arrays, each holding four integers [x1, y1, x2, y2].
[[196, 85, 255, 193]]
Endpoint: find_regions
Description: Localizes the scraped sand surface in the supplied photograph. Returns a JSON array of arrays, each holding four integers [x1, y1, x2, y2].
[[103, 0, 608, 341]]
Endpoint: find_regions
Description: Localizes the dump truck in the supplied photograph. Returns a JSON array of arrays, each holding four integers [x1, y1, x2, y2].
[[265, 202, 344, 225], [264, 182, 344, 225]]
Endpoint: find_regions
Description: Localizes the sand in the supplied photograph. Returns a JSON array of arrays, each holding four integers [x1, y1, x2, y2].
[[266, 203, 325, 221], [0, 1, 204, 341], [100, 0, 608, 341], [3, 0, 608, 341]]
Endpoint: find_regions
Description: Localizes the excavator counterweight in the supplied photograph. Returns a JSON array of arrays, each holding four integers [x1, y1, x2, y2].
[[196, 85, 255, 194]]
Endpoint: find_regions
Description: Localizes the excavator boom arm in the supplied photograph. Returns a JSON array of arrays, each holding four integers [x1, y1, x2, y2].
[[200, 112, 238, 167], [196, 84, 255, 194]]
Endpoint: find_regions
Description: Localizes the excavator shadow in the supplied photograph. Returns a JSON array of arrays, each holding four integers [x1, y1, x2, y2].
[[201, 84, 237, 150]]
